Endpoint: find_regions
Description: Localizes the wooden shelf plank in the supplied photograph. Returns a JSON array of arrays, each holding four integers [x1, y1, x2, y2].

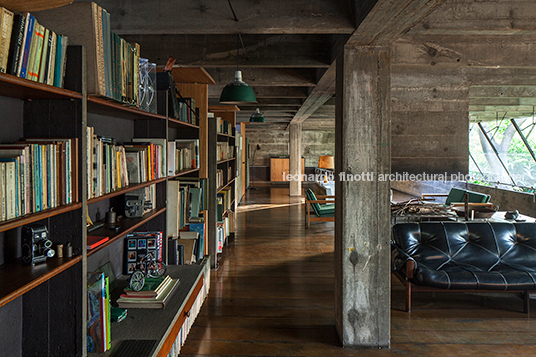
[[87, 178, 167, 205], [0, 0, 72, 12], [218, 178, 236, 193], [209, 105, 240, 112], [167, 117, 200, 130], [217, 158, 236, 165], [168, 168, 200, 179], [87, 96, 167, 121], [0, 203, 83, 233], [87, 207, 167, 258], [217, 133, 235, 139], [0, 73, 82, 100], [0, 256, 82, 308]]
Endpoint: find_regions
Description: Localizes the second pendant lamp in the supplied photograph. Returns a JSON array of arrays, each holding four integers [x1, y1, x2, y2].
[[219, 34, 257, 104]]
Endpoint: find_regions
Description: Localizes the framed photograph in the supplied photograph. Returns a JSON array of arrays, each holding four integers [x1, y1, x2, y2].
[[147, 238, 156, 249], [127, 239, 137, 250], [137, 239, 147, 249], [127, 263, 136, 274], [127, 251, 137, 262]]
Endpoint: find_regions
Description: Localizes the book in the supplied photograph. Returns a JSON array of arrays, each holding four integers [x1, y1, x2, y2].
[[17, 12, 34, 78], [6, 13, 25, 76], [28, 23, 45, 82], [117, 278, 180, 309], [122, 275, 172, 298], [38, 27, 50, 83], [87, 272, 105, 353], [0, 7, 14, 73], [87, 235, 109, 250], [45, 31, 56, 85], [25, 20, 42, 81]]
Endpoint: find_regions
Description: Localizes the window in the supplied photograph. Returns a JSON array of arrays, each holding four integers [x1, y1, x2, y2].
[[469, 116, 536, 192]]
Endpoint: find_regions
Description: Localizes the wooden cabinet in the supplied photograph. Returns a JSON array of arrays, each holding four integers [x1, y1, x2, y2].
[[270, 158, 305, 181]]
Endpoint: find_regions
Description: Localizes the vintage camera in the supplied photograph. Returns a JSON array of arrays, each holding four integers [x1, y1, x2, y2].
[[125, 189, 153, 218], [21, 224, 55, 266]]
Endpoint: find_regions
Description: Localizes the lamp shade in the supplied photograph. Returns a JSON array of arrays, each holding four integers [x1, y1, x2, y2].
[[318, 155, 334, 170], [219, 70, 257, 104], [250, 108, 265, 123]]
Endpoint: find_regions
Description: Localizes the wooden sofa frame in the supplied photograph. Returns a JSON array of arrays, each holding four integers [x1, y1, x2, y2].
[[393, 260, 531, 313], [304, 194, 335, 228]]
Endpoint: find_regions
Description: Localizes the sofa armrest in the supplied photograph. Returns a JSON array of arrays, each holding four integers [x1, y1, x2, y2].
[[391, 242, 416, 278]]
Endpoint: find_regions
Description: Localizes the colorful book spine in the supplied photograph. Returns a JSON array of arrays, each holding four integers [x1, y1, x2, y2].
[[38, 28, 50, 83], [17, 13, 34, 78]]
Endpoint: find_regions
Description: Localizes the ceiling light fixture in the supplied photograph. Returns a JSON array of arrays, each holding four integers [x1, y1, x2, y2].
[[249, 108, 265, 123], [219, 34, 257, 104]]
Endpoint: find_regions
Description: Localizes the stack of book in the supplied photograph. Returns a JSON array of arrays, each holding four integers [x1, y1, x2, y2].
[[0, 7, 69, 87], [217, 142, 233, 161], [0, 138, 77, 221], [35, 2, 140, 105], [116, 275, 180, 309]]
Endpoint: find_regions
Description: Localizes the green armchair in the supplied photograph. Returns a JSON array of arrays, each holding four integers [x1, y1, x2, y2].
[[304, 189, 335, 228], [422, 187, 491, 206]]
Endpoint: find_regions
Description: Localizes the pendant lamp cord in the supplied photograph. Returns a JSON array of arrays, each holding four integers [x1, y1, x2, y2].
[[228, 0, 239, 21]]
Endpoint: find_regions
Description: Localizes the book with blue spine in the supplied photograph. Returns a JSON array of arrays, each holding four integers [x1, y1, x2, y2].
[[18, 13, 35, 78]]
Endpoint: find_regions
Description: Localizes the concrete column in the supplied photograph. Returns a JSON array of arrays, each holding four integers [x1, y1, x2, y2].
[[289, 123, 302, 196], [335, 46, 391, 348]]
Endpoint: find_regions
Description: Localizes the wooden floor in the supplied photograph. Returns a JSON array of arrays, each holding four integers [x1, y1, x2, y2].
[[181, 186, 536, 356]]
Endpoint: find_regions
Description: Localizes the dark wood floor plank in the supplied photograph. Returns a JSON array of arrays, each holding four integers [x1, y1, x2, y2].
[[181, 186, 536, 356]]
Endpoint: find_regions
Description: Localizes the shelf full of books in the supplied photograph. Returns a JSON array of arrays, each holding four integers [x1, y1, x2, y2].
[[35, 2, 141, 106], [0, 137, 78, 227], [217, 141, 234, 161], [168, 139, 199, 176], [86, 127, 166, 201], [0, 7, 69, 88]]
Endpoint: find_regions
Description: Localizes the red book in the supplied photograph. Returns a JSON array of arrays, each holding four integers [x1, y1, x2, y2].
[[87, 236, 109, 250]]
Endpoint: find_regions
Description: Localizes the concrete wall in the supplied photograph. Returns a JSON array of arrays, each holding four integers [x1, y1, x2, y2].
[[392, 180, 536, 218], [246, 127, 335, 180]]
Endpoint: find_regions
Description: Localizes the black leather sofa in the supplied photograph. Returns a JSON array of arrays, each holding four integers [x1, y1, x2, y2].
[[392, 222, 536, 312]]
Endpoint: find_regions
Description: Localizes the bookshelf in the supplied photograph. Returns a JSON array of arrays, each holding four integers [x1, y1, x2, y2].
[[0, 2, 216, 355], [209, 106, 240, 268]]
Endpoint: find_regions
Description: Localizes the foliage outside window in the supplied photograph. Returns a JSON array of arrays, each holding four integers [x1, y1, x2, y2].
[[469, 116, 536, 193]]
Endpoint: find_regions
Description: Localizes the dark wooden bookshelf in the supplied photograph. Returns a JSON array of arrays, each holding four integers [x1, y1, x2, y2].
[[0, 72, 82, 100], [217, 178, 236, 194], [88, 96, 167, 121], [168, 167, 200, 179], [87, 178, 167, 205], [217, 158, 236, 165], [0, 203, 83, 233], [0, 255, 82, 308], [87, 207, 167, 258]]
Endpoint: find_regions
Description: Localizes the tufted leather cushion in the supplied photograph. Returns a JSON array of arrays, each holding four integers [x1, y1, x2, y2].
[[392, 222, 536, 290]]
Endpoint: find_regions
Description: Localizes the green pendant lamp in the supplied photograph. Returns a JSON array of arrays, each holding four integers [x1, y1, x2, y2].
[[219, 34, 257, 104], [249, 108, 265, 123]]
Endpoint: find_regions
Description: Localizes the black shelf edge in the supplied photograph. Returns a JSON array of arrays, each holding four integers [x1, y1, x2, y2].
[[87, 207, 167, 258]]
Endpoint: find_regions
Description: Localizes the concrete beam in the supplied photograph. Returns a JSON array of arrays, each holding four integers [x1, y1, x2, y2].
[[207, 68, 317, 87], [346, 0, 447, 47], [406, 0, 536, 36], [289, 62, 337, 124], [98, 0, 355, 35], [208, 86, 310, 99]]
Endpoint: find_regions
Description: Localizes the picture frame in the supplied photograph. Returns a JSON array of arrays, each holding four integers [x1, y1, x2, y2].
[[127, 263, 136, 274], [127, 251, 137, 262], [138, 239, 147, 249], [147, 238, 156, 249], [127, 239, 137, 250]]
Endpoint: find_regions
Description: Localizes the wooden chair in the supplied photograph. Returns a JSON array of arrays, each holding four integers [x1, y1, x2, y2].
[[304, 189, 335, 228]]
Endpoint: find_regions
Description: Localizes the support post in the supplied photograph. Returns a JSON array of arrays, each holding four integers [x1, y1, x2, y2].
[[208, 114, 218, 269], [289, 123, 302, 196], [335, 46, 391, 348]]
